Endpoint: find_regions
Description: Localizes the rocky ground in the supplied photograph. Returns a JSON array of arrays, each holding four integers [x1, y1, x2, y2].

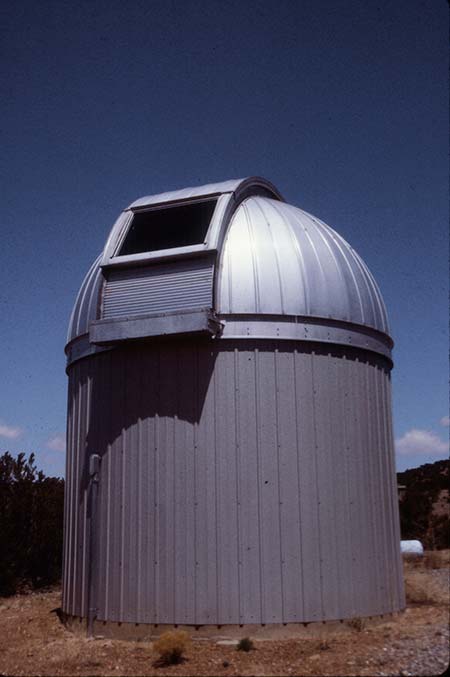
[[0, 553, 448, 677]]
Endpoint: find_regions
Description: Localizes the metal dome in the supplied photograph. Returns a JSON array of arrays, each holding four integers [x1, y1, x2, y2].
[[66, 178, 393, 364]]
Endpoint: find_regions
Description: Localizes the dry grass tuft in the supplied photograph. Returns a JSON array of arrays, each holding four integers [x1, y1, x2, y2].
[[403, 549, 449, 574], [404, 569, 449, 606], [153, 629, 190, 666], [347, 617, 365, 632], [402, 553, 424, 566], [423, 550, 450, 569]]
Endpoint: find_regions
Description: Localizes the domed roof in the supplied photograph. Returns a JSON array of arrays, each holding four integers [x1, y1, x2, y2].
[[66, 178, 392, 364], [218, 196, 389, 333]]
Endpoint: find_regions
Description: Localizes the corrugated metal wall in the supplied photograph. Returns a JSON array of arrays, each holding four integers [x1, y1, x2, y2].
[[62, 340, 404, 625], [102, 257, 214, 319]]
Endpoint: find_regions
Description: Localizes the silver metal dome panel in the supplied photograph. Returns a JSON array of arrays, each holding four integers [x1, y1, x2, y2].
[[67, 255, 103, 344], [218, 197, 389, 334]]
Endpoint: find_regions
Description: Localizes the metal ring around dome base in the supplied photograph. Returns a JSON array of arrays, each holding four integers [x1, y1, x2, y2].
[[65, 316, 392, 369], [219, 315, 392, 362]]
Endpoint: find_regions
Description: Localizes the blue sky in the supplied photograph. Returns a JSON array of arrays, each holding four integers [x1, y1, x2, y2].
[[1, 0, 448, 477]]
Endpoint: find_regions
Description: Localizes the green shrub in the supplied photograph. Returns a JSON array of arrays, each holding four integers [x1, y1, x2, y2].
[[0, 452, 64, 596], [237, 637, 254, 652]]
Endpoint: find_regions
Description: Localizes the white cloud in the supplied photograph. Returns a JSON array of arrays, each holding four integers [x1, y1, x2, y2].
[[0, 421, 23, 439], [46, 434, 66, 452], [440, 416, 450, 427], [395, 428, 449, 457]]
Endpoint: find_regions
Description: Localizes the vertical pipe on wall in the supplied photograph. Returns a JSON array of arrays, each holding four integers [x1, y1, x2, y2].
[[87, 453, 101, 637]]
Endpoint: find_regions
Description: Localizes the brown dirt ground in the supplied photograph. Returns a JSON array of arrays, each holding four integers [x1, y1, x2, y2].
[[0, 553, 448, 677]]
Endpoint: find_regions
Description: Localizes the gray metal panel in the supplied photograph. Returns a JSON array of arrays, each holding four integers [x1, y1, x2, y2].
[[63, 361, 91, 619], [102, 258, 214, 320], [257, 349, 283, 622], [125, 350, 143, 622], [336, 354, 358, 617], [90, 308, 221, 345], [195, 346, 219, 623], [346, 358, 365, 612], [109, 352, 124, 622], [157, 346, 177, 623], [236, 348, 263, 623], [276, 349, 303, 621], [62, 340, 404, 626], [93, 351, 110, 620], [385, 372, 406, 610], [313, 352, 340, 619], [61, 375, 73, 613], [293, 350, 322, 621], [214, 348, 240, 623]]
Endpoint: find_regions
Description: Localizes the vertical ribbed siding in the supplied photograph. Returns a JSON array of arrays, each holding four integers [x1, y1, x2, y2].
[[62, 361, 90, 618], [385, 373, 406, 610], [61, 375, 73, 613], [63, 341, 404, 625]]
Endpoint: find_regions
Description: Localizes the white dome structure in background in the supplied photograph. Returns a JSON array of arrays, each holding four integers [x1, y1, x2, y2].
[[63, 177, 404, 637], [401, 540, 424, 555]]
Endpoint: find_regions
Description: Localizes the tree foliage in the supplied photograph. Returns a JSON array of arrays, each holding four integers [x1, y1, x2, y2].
[[0, 452, 64, 596], [397, 459, 449, 550]]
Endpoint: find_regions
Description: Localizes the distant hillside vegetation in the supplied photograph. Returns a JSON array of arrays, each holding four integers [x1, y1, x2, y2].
[[397, 459, 449, 550]]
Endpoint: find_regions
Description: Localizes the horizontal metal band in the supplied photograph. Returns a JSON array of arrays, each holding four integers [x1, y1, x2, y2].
[[65, 334, 111, 370], [219, 315, 393, 360], [66, 314, 392, 368]]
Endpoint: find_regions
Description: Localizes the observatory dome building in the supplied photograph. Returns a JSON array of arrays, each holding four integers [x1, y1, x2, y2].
[[63, 177, 404, 634]]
